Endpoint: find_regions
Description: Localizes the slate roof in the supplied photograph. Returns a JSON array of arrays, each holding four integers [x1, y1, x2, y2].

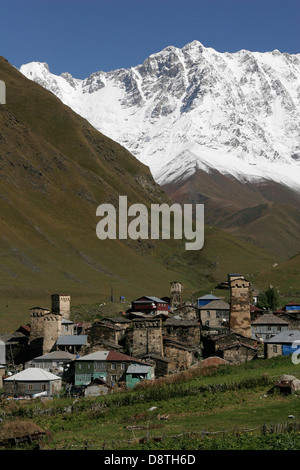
[[33, 351, 77, 361], [252, 313, 289, 325], [199, 300, 230, 310]]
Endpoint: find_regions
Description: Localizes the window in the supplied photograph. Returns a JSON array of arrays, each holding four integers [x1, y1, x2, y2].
[[28, 384, 33, 390], [273, 345, 278, 353], [41, 384, 46, 391], [111, 363, 116, 370], [206, 311, 210, 317], [277, 326, 281, 331], [111, 375, 117, 382], [121, 363, 126, 370]]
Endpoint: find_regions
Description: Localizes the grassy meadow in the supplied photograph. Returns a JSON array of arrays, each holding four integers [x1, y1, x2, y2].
[[1, 356, 300, 450]]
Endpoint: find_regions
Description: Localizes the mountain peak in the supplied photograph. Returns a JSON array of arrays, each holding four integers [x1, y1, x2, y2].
[[20, 42, 300, 191]]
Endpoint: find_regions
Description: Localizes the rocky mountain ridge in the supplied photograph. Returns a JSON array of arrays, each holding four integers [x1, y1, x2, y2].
[[20, 40, 300, 190]]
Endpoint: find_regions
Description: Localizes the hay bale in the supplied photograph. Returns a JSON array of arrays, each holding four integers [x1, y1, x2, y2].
[[0, 420, 45, 440]]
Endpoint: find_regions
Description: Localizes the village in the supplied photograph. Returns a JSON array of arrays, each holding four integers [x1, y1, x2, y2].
[[0, 274, 300, 399]]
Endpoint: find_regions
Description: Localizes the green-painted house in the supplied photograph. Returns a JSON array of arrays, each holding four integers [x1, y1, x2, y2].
[[75, 350, 153, 387], [125, 364, 152, 389]]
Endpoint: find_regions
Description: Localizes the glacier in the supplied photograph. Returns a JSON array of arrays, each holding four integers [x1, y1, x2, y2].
[[20, 40, 300, 190]]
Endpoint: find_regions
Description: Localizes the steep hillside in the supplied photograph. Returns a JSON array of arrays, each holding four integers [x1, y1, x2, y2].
[[163, 168, 300, 258]]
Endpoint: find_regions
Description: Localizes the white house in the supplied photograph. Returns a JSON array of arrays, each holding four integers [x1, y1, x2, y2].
[[3, 367, 62, 398]]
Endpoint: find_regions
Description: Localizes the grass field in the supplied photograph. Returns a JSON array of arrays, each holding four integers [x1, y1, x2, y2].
[[1, 356, 300, 450]]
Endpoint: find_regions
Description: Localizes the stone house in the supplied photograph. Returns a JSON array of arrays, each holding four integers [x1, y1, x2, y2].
[[3, 368, 62, 398], [131, 318, 164, 357], [163, 317, 201, 347], [140, 354, 169, 378], [173, 305, 199, 320], [87, 321, 126, 349], [274, 303, 300, 330], [55, 335, 88, 354], [251, 313, 289, 342], [84, 377, 112, 397], [0, 332, 28, 366], [61, 319, 75, 335], [163, 338, 195, 372], [264, 330, 300, 359], [209, 332, 257, 364], [198, 300, 230, 328]]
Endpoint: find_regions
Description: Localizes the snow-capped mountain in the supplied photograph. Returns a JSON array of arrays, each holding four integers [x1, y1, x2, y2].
[[20, 40, 300, 190]]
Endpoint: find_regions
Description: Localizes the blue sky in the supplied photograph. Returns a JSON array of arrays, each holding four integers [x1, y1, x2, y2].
[[1, 0, 299, 78]]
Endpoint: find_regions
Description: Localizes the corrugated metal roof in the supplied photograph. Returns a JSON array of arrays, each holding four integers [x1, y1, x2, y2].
[[4, 367, 61, 381], [126, 364, 150, 374], [56, 335, 88, 345], [75, 351, 109, 361], [265, 330, 300, 344], [76, 350, 149, 364], [133, 296, 168, 304], [197, 294, 220, 300]]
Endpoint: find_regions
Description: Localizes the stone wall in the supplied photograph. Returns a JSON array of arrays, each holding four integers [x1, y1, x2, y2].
[[264, 343, 283, 359]]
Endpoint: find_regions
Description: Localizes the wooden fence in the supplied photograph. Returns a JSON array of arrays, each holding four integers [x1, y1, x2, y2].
[[51, 421, 300, 450]]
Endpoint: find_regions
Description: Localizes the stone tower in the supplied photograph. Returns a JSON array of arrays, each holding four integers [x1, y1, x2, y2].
[[132, 318, 163, 357], [29, 307, 62, 355], [0, 80, 6, 105], [170, 281, 182, 311], [29, 307, 50, 356], [51, 294, 70, 320], [42, 312, 62, 355], [228, 274, 251, 337]]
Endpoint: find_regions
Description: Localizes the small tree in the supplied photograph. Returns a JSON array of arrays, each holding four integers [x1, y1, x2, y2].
[[257, 287, 280, 311]]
